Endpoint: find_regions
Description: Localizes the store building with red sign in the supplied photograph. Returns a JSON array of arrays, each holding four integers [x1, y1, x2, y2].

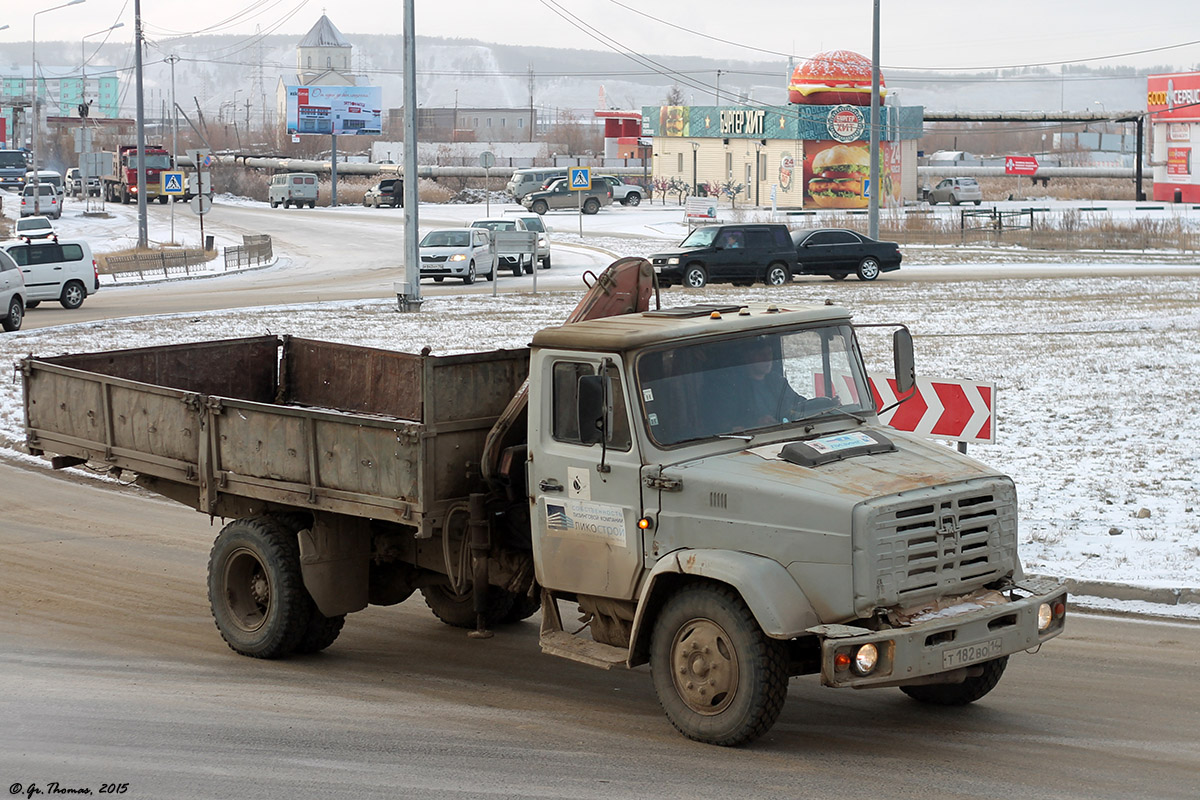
[[1148, 71, 1200, 202]]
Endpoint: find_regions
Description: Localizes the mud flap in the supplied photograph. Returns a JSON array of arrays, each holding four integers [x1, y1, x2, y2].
[[298, 516, 370, 617]]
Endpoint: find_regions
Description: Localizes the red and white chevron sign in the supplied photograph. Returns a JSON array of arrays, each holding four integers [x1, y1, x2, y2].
[[869, 375, 995, 443]]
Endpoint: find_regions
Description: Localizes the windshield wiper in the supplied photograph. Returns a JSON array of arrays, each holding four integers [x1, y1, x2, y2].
[[716, 433, 755, 442], [802, 406, 867, 432]]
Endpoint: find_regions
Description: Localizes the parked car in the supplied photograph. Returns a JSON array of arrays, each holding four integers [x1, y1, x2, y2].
[[648, 224, 797, 288], [1, 237, 98, 309], [507, 167, 569, 200], [0, 247, 26, 331], [418, 228, 494, 284], [20, 183, 61, 219], [595, 175, 643, 206], [363, 178, 403, 208], [521, 178, 612, 216], [514, 214, 551, 268], [268, 172, 318, 208], [14, 216, 55, 240], [790, 228, 902, 281], [926, 177, 982, 205], [469, 218, 534, 276], [65, 167, 100, 197]]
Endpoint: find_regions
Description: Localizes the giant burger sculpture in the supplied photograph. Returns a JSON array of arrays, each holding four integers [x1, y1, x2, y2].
[[787, 49, 885, 106]]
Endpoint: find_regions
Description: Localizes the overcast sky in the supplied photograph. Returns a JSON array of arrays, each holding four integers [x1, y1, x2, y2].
[[4, 0, 1199, 73]]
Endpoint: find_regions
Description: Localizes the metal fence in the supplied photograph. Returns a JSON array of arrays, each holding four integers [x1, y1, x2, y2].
[[223, 234, 273, 269], [104, 248, 213, 280]]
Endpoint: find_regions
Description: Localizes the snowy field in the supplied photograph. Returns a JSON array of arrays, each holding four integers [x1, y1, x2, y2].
[[2, 190, 1198, 616]]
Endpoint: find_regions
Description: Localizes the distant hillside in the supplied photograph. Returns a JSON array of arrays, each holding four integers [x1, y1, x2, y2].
[[1, 34, 1179, 124]]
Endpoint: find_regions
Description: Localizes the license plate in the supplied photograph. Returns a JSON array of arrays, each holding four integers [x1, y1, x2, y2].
[[941, 637, 1004, 669]]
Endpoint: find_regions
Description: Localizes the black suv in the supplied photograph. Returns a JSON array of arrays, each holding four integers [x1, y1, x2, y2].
[[649, 224, 797, 288]]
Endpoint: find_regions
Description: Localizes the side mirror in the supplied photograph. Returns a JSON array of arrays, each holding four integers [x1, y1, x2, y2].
[[893, 328, 915, 396], [577, 374, 610, 445]]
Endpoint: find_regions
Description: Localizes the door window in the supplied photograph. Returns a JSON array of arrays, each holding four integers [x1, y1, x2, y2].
[[0, 250, 17, 272], [551, 361, 632, 451], [745, 229, 772, 250]]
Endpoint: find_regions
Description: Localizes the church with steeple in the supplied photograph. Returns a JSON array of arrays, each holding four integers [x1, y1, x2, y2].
[[276, 14, 362, 134]]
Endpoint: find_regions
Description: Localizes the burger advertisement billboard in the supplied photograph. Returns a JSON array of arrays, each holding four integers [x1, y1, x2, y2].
[[803, 141, 901, 209]]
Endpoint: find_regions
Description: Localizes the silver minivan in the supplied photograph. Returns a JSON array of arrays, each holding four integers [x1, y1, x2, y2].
[[2, 238, 98, 309], [0, 248, 26, 331], [268, 172, 318, 209], [506, 168, 568, 201]]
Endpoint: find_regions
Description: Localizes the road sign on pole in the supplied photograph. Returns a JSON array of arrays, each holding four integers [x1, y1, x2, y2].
[[162, 171, 185, 195], [569, 167, 591, 190], [1004, 155, 1039, 176]]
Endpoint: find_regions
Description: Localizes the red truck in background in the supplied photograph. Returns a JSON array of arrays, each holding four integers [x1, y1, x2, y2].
[[101, 144, 173, 204]]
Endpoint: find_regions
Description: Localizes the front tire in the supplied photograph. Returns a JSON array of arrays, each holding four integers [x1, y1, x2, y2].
[[856, 257, 881, 281], [650, 584, 788, 746], [2, 296, 23, 331], [900, 656, 1009, 706], [541, 256, 551, 269], [463, 261, 476, 285], [765, 263, 791, 286], [683, 263, 708, 288], [206, 517, 311, 659], [60, 280, 86, 309]]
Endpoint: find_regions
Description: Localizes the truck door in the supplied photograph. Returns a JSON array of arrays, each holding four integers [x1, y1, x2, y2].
[[529, 352, 645, 600]]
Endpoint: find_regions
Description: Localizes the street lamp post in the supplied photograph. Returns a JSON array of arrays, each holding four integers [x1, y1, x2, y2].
[[753, 140, 763, 207], [691, 141, 699, 195], [32, 0, 87, 214]]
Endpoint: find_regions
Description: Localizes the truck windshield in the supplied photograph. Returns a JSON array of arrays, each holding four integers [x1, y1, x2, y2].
[[0, 151, 25, 169], [635, 324, 873, 446], [680, 227, 718, 248]]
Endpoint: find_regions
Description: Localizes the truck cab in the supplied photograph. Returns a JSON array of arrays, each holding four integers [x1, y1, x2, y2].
[[527, 302, 1066, 745]]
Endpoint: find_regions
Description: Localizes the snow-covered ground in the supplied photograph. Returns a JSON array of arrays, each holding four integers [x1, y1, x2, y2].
[[3, 189, 1199, 617]]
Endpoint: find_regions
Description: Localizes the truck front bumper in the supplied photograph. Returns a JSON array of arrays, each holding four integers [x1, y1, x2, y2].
[[811, 578, 1067, 689]]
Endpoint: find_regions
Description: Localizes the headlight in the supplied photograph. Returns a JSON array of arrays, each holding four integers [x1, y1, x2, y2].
[[853, 643, 879, 675], [666, 257, 679, 265], [449, 254, 466, 262], [539, 236, 548, 246], [1037, 603, 1053, 631]]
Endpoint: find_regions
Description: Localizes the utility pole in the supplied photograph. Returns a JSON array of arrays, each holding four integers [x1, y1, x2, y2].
[[134, 0, 149, 248], [399, 0, 421, 311], [528, 65, 535, 143], [867, 0, 880, 241], [166, 54, 179, 245]]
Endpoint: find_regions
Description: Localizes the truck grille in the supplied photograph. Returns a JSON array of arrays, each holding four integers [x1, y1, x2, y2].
[[854, 479, 1017, 614]]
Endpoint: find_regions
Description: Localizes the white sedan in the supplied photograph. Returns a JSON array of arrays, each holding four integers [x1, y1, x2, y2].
[[418, 228, 495, 284]]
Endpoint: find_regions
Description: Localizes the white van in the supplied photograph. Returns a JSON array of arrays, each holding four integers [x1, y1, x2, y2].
[[268, 173, 318, 209], [1, 238, 98, 309], [506, 168, 569, 201], [25, 169, 64, 194], [20, 183, 62, 219]]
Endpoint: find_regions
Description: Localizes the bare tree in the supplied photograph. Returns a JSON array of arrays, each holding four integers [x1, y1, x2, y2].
[[664, 83, 685, 106]]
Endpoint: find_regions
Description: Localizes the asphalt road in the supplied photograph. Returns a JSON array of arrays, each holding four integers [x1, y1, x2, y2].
[[1, 459, 1198, 799], [20, 201, 616, 331]]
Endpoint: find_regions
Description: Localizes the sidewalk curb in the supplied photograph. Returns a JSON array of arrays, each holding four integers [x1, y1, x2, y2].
[[1031, 574, 1200, 606]]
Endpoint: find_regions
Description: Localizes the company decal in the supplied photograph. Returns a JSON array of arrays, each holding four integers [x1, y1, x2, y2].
[[567, 466, 591, 500], [545, 499, 627, 546], [827, 104, 866, 143], [805, 431, 878, 455]]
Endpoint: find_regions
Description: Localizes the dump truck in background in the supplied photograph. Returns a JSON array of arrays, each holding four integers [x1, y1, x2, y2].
[[100, 143, 173, 204], [19, 259, 1067, 746]]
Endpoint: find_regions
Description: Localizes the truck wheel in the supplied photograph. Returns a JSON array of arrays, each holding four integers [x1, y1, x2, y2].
[[207, 517, 310, 659], [542, 256, 551, 269], [59, 280, 86, 310], [683, 264, 708, 288], [498, 590, 541, 624], [270, 200, 278, 208], [765, 263, 791, 286], [583, 198, 600, 215], [2, 296, 23, 332], [900, 656, 1009, 706], [856, 257, 881, 281], [626, 192, 641, 206], [294, 600, 346, 655], [532, 200, 548, 215], [158, 195, 168, 204], [420, 584, 516, 628], [511, 261, 522, 277], [522, 256, 534, 275], [650, 584, 788, 746]]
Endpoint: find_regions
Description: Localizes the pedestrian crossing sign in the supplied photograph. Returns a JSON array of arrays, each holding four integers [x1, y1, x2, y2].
[[569, 167, 591, 190], [162, 170, 185, 196]]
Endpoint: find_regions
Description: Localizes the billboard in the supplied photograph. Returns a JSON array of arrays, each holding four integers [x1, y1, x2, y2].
[[1147, 71, 1200, 121], [285, 85, 382, 135]]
